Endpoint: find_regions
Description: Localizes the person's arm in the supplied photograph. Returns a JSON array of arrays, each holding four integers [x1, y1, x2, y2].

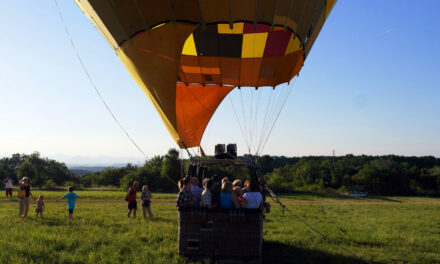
[[231, 192, 240, 208], [55, 194, 65, 202], [176, 191, 183, 207], [240, 194, 248, 208], [29, 187, 35, 200]]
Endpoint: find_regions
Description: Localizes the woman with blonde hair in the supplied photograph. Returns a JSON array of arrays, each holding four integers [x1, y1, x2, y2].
[[18, 177, 34, 217]]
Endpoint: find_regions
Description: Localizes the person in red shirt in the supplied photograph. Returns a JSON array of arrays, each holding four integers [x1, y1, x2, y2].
[[127, 181, 139, 219]]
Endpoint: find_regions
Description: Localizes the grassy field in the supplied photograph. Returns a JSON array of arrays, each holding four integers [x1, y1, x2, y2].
[[0, 191, 439, 264]]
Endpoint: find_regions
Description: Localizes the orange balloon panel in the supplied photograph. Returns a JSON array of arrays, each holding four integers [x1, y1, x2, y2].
[[176, 83, 234, 148]]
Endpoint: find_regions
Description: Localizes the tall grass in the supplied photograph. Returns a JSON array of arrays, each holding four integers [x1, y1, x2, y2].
[[0, 192, 438, 263]]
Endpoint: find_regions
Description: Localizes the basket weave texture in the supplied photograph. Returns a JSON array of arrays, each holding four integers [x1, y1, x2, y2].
[[178, 208, 263, 262]]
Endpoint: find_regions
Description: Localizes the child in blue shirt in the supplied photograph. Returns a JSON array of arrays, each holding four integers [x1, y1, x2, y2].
[[56, 186, 79, 220]]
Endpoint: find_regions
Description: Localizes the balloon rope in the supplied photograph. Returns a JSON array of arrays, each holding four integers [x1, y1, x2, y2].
[[258, 79, 296, 155], [239, 88, 250, 154], [257, 88, 275, 153], [229, 95, 250, 151], [53, 0, 148, 160]]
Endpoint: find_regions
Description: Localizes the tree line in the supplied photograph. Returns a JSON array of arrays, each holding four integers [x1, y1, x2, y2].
[[1, 151, 439, 196]]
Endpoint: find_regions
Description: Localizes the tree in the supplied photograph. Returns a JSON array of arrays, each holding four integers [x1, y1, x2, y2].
[[161, 149, 181, 190], [16, 152, 71, 187]]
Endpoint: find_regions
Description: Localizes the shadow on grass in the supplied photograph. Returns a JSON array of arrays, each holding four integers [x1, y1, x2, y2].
[[367, 196, 402, 203], [278, 191, 358, 201], [263, 241, 381, 264]]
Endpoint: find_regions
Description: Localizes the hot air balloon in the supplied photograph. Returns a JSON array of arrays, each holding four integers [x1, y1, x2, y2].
[[75, 0, 336, 261], [75, 0, 336, 152]]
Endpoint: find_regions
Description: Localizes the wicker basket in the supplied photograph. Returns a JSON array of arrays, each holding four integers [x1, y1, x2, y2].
[[178, 208, 263, 263]]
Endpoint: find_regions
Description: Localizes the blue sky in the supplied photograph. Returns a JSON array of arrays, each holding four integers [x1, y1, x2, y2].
[[0, 1, 439, 165]]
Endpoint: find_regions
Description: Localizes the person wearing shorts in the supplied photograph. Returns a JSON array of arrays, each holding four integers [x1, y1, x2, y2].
[[56, 186, 79, 220], [127, 181, 139, 219]]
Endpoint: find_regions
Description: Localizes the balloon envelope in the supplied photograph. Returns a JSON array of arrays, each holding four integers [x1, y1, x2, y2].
[[76, 0, 336, 148]]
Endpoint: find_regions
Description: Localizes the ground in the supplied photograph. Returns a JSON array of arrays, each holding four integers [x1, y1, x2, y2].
[[0, 191, 439, 264]]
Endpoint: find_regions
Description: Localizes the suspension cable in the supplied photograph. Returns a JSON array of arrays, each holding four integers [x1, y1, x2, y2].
[[257, 79, 296, 155], [265, 184, 373, 264], [229, 95, 250, 151]]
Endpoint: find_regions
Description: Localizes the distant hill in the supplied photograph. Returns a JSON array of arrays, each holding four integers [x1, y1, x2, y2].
[[69, 166, 108, 176]]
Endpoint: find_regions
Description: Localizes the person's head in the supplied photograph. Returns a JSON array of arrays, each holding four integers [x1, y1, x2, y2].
[[244, 179, 251, 187], [233, 186, 242, 196], [221, 182, 233, 193], [212, 175, 220, 184], [142, 185, 149, 191], [21, 177, 29, 184], [38, 195, 44, 200], [222, 177, 229, 184], [205, 179, 214, 191], [68, 186, 74, 192], [232, 179, 242, 188], [181, 177, 191, 189], [190, 177, 199, 187], [178, 179, 184, 190], [202, 178, 209, 188], [133, 181, 139, 188]]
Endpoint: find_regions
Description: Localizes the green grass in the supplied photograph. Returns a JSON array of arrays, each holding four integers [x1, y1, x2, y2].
[[0, 191, 439, 264]]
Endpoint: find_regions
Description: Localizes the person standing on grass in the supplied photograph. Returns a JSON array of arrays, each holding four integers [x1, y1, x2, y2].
[[127, 181, 139, 219], [141, 185, 153, 219], [35, 195, 45, 218], [56, 186, 79, 220], [18, 177, 35, 217], [4, 177, 13, 198]]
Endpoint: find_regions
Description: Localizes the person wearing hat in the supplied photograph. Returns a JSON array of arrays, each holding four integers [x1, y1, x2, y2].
[[18, 177, 35, 217]]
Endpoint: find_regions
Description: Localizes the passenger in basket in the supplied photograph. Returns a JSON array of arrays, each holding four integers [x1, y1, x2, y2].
[[176, 177, 193, 208], [220, 182, 240, 209], [232, 179, 243, 203], [190, 177, 202, 207], [242, 179, 251, 194], [200, 179, 214, 208], [232, 179, 242, 189], [241, 181, 263, 209], [211, 175, 221, 208], [222, 177, 229, 184]]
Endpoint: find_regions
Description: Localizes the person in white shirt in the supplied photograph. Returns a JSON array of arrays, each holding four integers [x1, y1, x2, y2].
[[4, 177, 13, 198], [201, 179, 214, 208], [241, 181, 263, 209]]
